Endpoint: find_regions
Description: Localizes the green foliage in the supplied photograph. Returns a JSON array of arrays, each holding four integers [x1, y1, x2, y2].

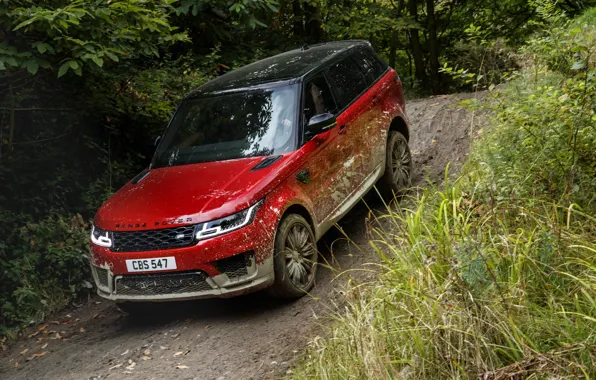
[[177, 0, 278, 29], [292, 7, 596, 379], [441, 38, 518, 90], [479, 16, 596, 206], [1, 0, 188, 77], [0, 212, 90, 332]]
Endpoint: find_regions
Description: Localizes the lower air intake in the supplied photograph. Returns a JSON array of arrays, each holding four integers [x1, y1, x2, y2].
[[94, 266, 110, 288], [116, 271, 213, 296], [215, 251, 252, 278]]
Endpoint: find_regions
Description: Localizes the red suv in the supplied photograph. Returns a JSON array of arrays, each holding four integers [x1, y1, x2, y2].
[[89, 40, 412, 312]]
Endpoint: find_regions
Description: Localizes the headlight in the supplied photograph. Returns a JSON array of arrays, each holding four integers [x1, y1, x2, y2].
[[90, 225, 113, 248], [196, 199, 263, 241]]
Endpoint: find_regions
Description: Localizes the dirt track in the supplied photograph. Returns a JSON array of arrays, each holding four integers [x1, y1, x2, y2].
[[1, 92, 484, 380]]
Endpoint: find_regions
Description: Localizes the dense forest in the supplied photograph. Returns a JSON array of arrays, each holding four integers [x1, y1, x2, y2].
[[0, 0, 593, 336]]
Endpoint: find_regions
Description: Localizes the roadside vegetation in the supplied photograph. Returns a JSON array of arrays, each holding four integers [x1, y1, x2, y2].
[[292, 7, 596, 379]]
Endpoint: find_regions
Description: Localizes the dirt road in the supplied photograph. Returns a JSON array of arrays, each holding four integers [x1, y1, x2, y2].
[[1, 92, 483, 380]]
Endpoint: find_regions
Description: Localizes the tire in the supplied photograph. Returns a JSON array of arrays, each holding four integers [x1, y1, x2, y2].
[[379, 130, 412, 198], [268, 214, 318, 299]]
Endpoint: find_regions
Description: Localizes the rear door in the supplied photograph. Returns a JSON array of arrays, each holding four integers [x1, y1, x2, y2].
[[350, 48, 391, 174], [325, 56, 375, 199]]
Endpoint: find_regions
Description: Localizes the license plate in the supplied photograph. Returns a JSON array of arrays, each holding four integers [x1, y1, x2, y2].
[[125, 257, 177, 272]]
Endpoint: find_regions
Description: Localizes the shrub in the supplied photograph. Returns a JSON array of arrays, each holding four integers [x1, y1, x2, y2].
[[0, 212, 90, 333]]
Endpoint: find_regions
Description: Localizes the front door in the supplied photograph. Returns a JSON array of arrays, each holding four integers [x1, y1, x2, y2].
[[298, 72, 350, 225]]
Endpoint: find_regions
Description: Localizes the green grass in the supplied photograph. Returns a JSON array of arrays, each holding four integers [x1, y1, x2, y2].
[[291, 8, 596, 379]]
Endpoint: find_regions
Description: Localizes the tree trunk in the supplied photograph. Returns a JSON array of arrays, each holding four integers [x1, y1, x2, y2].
[[407, 0, 427, 87], [369, 0, 376, 46], [304, 2, 323, 43], [390, 30, 398, 68], [389, 0, 405, 68], [426, 0, 440, 94], [406, 49, 414, 88], [293, 0, 304, 39]]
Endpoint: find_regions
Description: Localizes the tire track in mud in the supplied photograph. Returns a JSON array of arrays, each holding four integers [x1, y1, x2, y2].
[[1, 92, 484, 380]]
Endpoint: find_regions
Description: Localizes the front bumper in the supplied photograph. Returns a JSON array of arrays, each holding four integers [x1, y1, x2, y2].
[[89, 201, 280, 302], [90, 255, 274, 302]]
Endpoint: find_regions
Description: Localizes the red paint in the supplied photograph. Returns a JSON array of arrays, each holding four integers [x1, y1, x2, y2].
[[90, 68, 409, 288]]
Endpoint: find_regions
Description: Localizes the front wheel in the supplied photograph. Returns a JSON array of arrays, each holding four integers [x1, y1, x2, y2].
[[379, 130, 412, 197], [268, 214, 318, 299]]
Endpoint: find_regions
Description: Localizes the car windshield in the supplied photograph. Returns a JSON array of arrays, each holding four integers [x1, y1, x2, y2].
[[152, 85, 299, 168]]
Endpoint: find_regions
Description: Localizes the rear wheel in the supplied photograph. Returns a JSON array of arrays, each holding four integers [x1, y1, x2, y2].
[[379, 130, 412, 197], [268, 214, 318, 298]]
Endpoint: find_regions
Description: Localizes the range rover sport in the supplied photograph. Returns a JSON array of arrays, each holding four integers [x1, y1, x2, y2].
[[89, 40, 413, 313]]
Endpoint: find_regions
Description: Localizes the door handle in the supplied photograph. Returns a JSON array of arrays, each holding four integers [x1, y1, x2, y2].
[[338, 124, 348, 134]]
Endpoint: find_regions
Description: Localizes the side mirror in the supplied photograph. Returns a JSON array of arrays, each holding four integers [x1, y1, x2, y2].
[[305, 113, 336, 140]]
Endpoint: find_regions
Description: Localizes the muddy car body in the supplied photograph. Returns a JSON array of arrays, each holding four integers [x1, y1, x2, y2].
[[89, 40, 412, 310]]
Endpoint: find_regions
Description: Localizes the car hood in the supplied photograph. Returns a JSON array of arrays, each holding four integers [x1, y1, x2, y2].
[[94, 156, 290, 231]]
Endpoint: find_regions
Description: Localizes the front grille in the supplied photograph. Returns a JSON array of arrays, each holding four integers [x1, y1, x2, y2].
[[115, 271, 213, 296], [112, 225, 196, 252], [215, 252, 252, 278], [94, 266, 110, 288]]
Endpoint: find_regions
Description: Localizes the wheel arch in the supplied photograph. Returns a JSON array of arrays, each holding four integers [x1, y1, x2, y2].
[[389, 116, 409, 142], [282, 203, 316, 238]]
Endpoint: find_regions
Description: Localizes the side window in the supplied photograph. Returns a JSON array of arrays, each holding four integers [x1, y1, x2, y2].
[[326, 58, 368, 109], [370, 52, 389, 78], [303, 73, 337, 125], [352, 50, 389, 85]]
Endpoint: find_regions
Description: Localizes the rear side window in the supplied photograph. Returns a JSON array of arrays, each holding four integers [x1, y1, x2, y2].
[[326, 58, 368, 109], [303, 73, 337, 125], [352, 50, 388, 86]]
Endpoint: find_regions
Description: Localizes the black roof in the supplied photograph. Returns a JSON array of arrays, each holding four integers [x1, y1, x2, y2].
[[189, 40, 371, 97]]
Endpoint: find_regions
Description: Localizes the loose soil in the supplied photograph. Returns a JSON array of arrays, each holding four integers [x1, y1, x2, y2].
[[0, 92, 486, 380]]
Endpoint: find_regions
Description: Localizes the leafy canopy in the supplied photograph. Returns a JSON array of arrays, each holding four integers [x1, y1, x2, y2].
[[0, 0, 188, 76]]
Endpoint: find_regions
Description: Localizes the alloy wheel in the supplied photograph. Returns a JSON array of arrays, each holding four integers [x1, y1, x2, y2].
[[283, 222, 316, 288], [391, 136, 412, 187]]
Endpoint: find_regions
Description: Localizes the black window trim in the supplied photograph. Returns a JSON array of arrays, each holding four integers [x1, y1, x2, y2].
[[299, 69, 338, 146], [321, 48, 389, 116], [297, 46, 390, 145]]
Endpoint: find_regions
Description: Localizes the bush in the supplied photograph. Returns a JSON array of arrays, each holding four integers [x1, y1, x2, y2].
[[292, 8, 596, 379], [444, 38, 519, 91], [0, 212, 90, 333]]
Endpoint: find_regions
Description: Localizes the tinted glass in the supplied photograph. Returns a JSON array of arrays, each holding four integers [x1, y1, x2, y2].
[[152, 85, 298, 168], [303, 74, 337, 125], [370, 50, 389, 78], [352, 50, 388, 85], [326, 58, 368, 109]]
